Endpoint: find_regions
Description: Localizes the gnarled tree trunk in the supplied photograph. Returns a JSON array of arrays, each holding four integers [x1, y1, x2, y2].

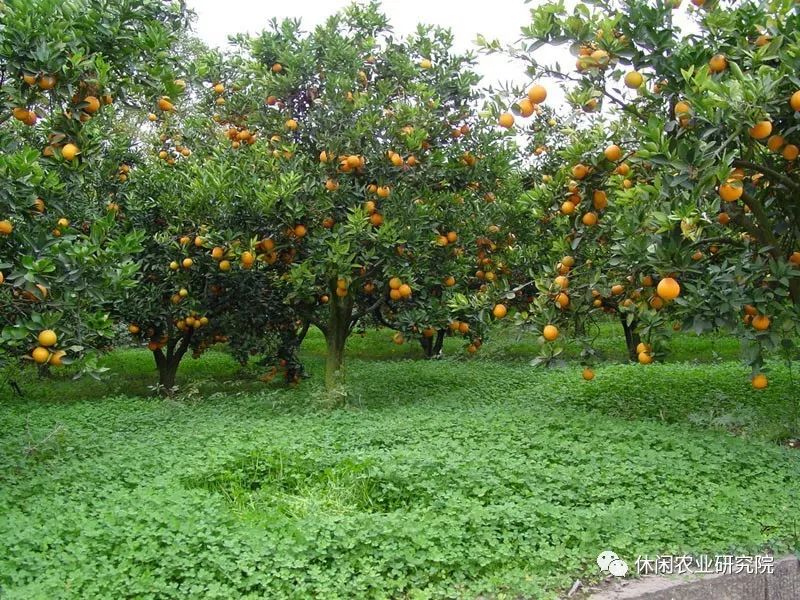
[[324, 293, 353, 390], [619, 314, 641, 363], [153, 332, 192, 393]]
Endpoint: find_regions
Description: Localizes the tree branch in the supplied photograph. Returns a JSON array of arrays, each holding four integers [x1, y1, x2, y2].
[[732, 159, 800, 194]]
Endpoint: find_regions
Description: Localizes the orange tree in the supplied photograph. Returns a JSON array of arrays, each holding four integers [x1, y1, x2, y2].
[[199, 2, 519, 391], [0, 0, 188, 375], [485, 0, 800, 388]]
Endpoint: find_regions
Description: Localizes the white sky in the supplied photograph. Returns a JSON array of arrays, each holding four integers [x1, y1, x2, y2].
[[188, 0, 533, 94]]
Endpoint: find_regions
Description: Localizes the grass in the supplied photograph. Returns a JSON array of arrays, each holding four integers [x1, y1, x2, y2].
[[0, 323, 799, 598]]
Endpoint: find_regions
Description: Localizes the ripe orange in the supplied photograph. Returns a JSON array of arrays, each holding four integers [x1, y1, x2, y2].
[[636, 342, 651, 354], [611, 284, 624, 295], [656, 277, 680, 300], [571, 164, 589, 179], [582, 368, 595, 381], [624, 71, 643, 89], [50, 350, 67, 367], [752, 314, 770, 331], [419, 58, 432, 69], [604, 145, 622, 161], [61, 143, 79, 161], [128, 324, 140, 334], [767, 135, 785, 152], [790, 251, 800, 265], [83, 95, 100, 114], [241, 251, 255, 269], [561, 200, 576, 215], [592, 190, 608, 210], [638, 352, 653, 364], [498, 112, 514, 128], [443, 276, 456, 287], [31, 346, 51, 364], [492, 304, 507, 319], [219, 260, 231, 272], [582, 212, 598, 226], [751, 373, 768, 389], [748, 120, 772, 140], [325, 178, 339, 191], [182, 258, 193, 269], [389, 289, 402, 301], [790, 90, 800, 112], [213, 83, 224, 94], [708, 54, 727, 73], [370, 213, 383, 227], [38, 329, 57, 347], [561, 256, 575, 268], [158, 97, 174, 111], [783, 144, 799, 161], [389, 277, 402, 290], [542, 324, 559, 341], [554, 275, 569, 289], [38, 75, 56, 90], [272, 63, 283, 73], [392, 332, 404, 345], [399, 283, 412, 298], [718, 179, 743, 202], [555, 292, 570, 309], [458, 322, 470, 335], [527, 84, 547, 103], [518, 98, 535, 117], [675, 100, 691, 116], [294, 224, 307, 238], [285, 119, 298, 130], [0, 220, 13, 235]]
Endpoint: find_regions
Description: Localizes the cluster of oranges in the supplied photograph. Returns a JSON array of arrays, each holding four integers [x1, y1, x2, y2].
[[388, 277, 412, 301], [498, 83, 547, 130], [30, 329, 66, 366]]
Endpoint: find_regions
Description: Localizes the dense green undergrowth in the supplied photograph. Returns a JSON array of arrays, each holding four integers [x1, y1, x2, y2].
[[1, 326, 799, 598]]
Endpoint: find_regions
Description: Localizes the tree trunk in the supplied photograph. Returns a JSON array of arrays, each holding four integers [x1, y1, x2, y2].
[[619, 314, 641, 362], [432, 329, 446, 357], [152, 332, 191, 394], [324, 293, 353, 390]]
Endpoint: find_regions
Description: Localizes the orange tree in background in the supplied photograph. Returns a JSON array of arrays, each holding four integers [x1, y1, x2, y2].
[[483, 0, 800, 389], [0, 0, 188, 375], [198, 2, 520, 392], [116, 93, 305, 391]]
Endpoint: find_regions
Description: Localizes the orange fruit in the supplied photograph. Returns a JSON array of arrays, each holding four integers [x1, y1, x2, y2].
[[128, 324, 140, 335], [527, 84, 547, 103], [50, 350, 67, 367], [61, 143, 79, 161], [790, 90, 800, 112], [638, 352, 653, 364], [31, 346, 51, 364], [241, 251, 255, 269], [377, 186, 391, 198], [498, 112, 515, 128], [38, 75, 56, 90], [389, 277, 402, 290], [492, 304, 507, 319], [182, 258, 193, 269], [582, 212, 598, 226], [399, 283, 412, 298], [709, 54, 727, 73], [294, 224, 307, 238], [285, 119, 298, 130], [571, 164, 589, 179], [767, 135, 785, 152], [718, 212, 731, 225], [656, 277, 680, 300], [443, 276, 456, 287], [748, 120, 772, 140], [718, 179, 743, 202], [0, 220, 13, 235], [751, 373, 768, 389], [592, 190, 608, 210], [555, 292, 570, 309], [783, 144, 799, 161], [219, 260, 231, 272], [38, 329, 57, 347], [675, 100, 691, 116], [158, 97, 174, 111], [554, 275, 569, 289], [604, 145, 622, 161], [211, 246, 225, 260], [611, 284, 624, 295], [582, 368, 595, 381], [419, 58, 432, 69], [624, 71, 643, 88], [542, 324, 559, 341], [561, 200, 576, 215], [83, 95, 100, 114], [751, 314, 770, 331], [389, 289, 402, 301], [518, 98, 535, 117]]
